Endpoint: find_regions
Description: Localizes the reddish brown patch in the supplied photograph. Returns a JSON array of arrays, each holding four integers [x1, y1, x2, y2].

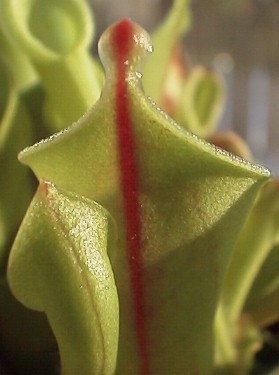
[[211, 133, 226, 151], [112, 19, 150, 375], [38, 179, 51, 200]]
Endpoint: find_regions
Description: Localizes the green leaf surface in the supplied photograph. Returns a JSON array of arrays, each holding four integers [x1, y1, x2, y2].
[[158, 45, 186, 117], [245, 241, 279, 327], [17, 19, 271, 374], [0, 0, 103, 131], [0, 25, 38, 93], [142, 0, 191, 106], [215, 180, 279, 369], [0, 66, 34, 271], [217, 180, 279, 324], [8, 180, 119, 375], [176, 66, 225, 139]]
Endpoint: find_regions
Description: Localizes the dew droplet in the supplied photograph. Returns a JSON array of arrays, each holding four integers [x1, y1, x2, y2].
[[147, 45, 153, 54]]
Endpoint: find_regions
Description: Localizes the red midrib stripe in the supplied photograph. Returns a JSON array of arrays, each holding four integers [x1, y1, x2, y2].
[[112, 20, 150, 375]]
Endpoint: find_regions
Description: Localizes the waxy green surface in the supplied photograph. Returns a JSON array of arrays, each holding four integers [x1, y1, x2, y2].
[[0, 62, 34, 271], [176, 66, 225, 139], [142, 0, 191, 106], [8, 180, 118, 375], [0, 0, 103, 131], [10, 17, 271, 374], [215, 179, 279, 373], [243, 181, 279, 328]]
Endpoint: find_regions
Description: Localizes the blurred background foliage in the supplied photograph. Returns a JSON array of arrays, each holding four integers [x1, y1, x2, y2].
[[91, 0, 279, 175]]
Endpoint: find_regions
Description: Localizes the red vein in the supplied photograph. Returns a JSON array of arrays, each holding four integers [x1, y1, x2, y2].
[[112, 19, 150, 375]]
